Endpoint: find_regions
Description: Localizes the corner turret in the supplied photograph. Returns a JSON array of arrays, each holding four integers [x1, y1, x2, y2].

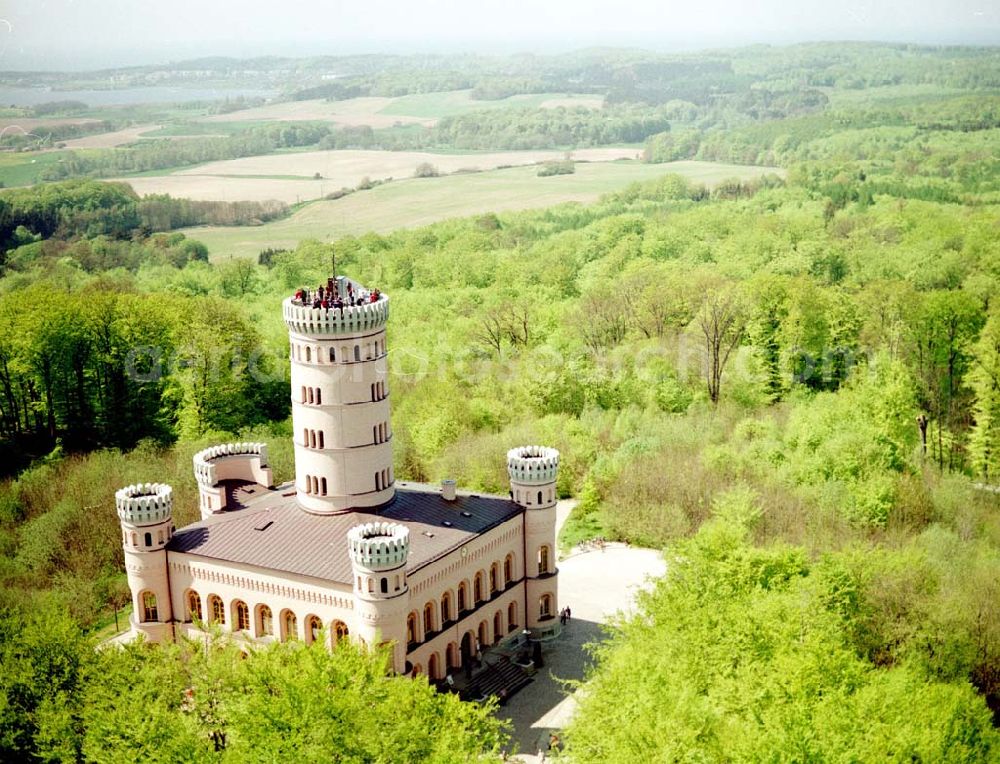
[[193, 442, 274, 518], [348, 521, 411, 672], [116, 483, 175, 642], [507, 446, 560, 638]]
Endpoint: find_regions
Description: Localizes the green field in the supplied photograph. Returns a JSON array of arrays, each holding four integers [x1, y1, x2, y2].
[[377, 90, 602, 119], [0, 150, 89, 186], [181, 159, 782, 260]]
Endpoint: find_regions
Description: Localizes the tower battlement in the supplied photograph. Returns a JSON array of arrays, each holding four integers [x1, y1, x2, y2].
[[115, 483, 173, 526], [284, 276, 388, 337], [506, 446, 560, 484], [193, 442, 270, 488], [348, 522, 410, 570]]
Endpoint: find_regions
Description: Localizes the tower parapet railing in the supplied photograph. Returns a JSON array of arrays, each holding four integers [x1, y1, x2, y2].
[[115, 483, 173, 526], [506, 446, 560, 484], [284, 276, 388, 336]]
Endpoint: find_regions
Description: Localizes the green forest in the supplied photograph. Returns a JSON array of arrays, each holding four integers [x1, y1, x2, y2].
[[2, 42, 1000, 761]]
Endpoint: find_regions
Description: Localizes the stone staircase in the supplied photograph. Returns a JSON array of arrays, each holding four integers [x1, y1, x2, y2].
[[462, 656, 532, 705]]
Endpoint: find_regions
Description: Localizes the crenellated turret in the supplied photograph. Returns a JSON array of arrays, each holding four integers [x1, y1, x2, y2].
[[507, 446, 561, 638], [116, 483, 175, 642], [347, 521, 410, 671]]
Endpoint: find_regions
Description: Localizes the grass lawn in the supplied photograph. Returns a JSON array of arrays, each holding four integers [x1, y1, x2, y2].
[[0, 150, 92, 186], [90, 603, 133, 641], [181, 159, 783, 261]]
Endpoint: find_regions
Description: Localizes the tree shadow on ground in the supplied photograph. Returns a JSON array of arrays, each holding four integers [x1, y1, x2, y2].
[[496, 617, 606, 759]]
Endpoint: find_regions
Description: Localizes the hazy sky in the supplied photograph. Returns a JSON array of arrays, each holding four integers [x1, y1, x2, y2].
[[2, 0, 998, 70]]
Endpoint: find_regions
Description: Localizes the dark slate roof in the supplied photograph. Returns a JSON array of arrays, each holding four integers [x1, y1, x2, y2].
[[167, 482, 523, 584]]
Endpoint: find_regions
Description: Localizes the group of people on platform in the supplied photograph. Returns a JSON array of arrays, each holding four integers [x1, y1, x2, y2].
[[293, 278, 381, 311]]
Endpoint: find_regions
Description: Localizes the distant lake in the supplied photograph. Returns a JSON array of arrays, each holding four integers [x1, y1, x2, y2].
[[0, 86, 278, 108]]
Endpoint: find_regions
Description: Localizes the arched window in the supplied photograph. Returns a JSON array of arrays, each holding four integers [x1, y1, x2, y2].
[[312, 476, 319, 494], [406, 612, 418, 646], [380, 577, 388, 594], [539, 545, 550, 575], [318, 431, 324, 449], [141, 591, 158, 622], [307, 615, 322, 644], [540, 594, 553, 618], [233, 600, 250, 631], [494, 611, 503, 643], [508, 602, 518, 631], [354, 345, 361, 362], [504, 554, 513, 585], [187, 590, 202, 622], [367, 577, 374, 593], [305, 346, 311, 362], [424, 602, 435, 634], [302, 428, 309, 447], [307, 387, 314, 404], [474, 572, 484, 604], [209, 594, 225, 625], [282, 610, 297, 641], [332, 621, 349, 644], [441, 592, 452, 624], [458, 582, 468, 612], [309, 430, 316, 448], [316, 388, 322, 405], [144, 532, 152, 547], [329, 347, 335, 362], [320, 477, 327, 496], [490, 563, 499, 594], [130, 531, 137, 547], [537, 490, 543, 505], [371, 383, 376, 402], [478, 620, 489, 648], [258, 605, 273, 637]]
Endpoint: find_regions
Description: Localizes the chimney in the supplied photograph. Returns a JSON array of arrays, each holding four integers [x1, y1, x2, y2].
[[441, 479, 457, 502]]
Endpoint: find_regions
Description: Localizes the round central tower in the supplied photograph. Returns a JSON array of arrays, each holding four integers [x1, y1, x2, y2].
[[284, 276, 394, 514]]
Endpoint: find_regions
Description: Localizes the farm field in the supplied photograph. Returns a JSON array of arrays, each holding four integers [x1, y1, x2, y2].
[[197, 90, 603, 127], [199, 97, 435, 128], [113, 146, 646, 203], [0, 116, 102, 134], [59, 124, 161, 148], [180, 159, 784, 260], [0, 149, 96, 186]]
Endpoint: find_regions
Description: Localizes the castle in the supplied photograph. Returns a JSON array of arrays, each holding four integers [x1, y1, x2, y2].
[[115, 275, 560, 677]]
